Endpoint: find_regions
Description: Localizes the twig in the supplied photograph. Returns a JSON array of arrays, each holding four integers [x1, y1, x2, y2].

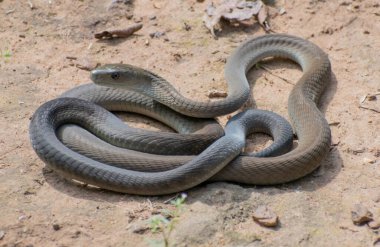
[[0, 145, 21, 159], [339, 225, 359, 233], [342, 16, 358, 28], [257, 63, 295, 85], [359, 105, 380, 113]]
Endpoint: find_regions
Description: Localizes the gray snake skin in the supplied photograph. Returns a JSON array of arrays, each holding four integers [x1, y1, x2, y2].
[[29, 34, 332, 195]]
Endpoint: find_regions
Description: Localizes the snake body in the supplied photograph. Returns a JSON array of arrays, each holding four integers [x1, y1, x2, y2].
[[29, 34, 332, 195]]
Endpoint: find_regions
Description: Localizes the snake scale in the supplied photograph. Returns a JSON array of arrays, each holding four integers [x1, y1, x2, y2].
[[29, 34, 332, 195]]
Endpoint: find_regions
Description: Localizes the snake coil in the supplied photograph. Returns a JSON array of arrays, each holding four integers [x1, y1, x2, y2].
[[29, 34, 331, 195]]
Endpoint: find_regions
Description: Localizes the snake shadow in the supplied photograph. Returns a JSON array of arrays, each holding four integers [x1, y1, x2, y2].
[[42, 61, 342, 206]]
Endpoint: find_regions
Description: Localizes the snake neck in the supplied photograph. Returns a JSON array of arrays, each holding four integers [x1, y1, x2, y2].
[[149, 75, 250, 118]]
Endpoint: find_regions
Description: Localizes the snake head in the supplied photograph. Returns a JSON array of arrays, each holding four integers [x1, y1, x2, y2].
[[91, 64, 154, 92]]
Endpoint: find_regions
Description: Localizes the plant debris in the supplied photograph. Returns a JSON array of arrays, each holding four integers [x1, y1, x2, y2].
[[207, 89, 228, 98], [256, 63, 295, 85], [203, 0, 269, 37], [360, 92, 380, 104], [358, 91, 380, 113], [359, 105, 380, 114], [94, 23, 143, 40]]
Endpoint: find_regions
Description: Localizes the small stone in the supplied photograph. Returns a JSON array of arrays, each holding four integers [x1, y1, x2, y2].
[[368, 220, 380, 229], [133, 17, 143, 23], [52, 224, 61, 231], [149, 31, 165, 39], [321, 27, 334, 35], [126, 13, 133, 20], [172, 53, 182, 62], [252, 205, 279, 227], [18, 215, 28, 222], [183, 22, 191, 31], [351, 204, 373, 225], [75, 60, 99, 71], [130, 221, 150, 234], [23, 190, 36, 195], [71, 230, 81, 238], [0, 230, 5, 240]]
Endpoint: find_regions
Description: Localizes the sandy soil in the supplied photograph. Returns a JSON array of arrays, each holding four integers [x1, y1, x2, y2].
[[0, 0, 379, 246]]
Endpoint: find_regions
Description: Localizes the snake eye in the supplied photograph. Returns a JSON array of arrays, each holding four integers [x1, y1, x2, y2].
[[111, 72, 120, 80]]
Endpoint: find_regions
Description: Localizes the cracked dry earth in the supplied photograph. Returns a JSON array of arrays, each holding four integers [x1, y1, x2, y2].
[[0, 0, 379, 246]]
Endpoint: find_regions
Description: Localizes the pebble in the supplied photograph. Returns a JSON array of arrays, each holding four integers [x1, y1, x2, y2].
[[0, 230, 5, 240], [18, 215, 28, 222], [130, 221, 150, 234], [52, 224, 61, 231], [252, 205, 279, 227], [75, 60, 99, 71], [149, 31, 165, 38], [351, 204, 373, 225]]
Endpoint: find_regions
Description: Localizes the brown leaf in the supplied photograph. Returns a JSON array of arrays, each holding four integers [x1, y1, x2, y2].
[[94, 23, 143, 40]]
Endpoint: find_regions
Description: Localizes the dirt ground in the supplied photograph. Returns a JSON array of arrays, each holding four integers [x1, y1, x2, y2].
[[0, 0, 379, 246]]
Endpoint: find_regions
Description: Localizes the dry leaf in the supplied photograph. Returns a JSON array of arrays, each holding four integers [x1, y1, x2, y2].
[[94, 23, 143, 40], [257, 5, 270, 31], [203, 0, 268, 37]]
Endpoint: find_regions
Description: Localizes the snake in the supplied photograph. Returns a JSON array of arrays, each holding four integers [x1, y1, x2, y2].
[[29, 34, 332, 195]]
